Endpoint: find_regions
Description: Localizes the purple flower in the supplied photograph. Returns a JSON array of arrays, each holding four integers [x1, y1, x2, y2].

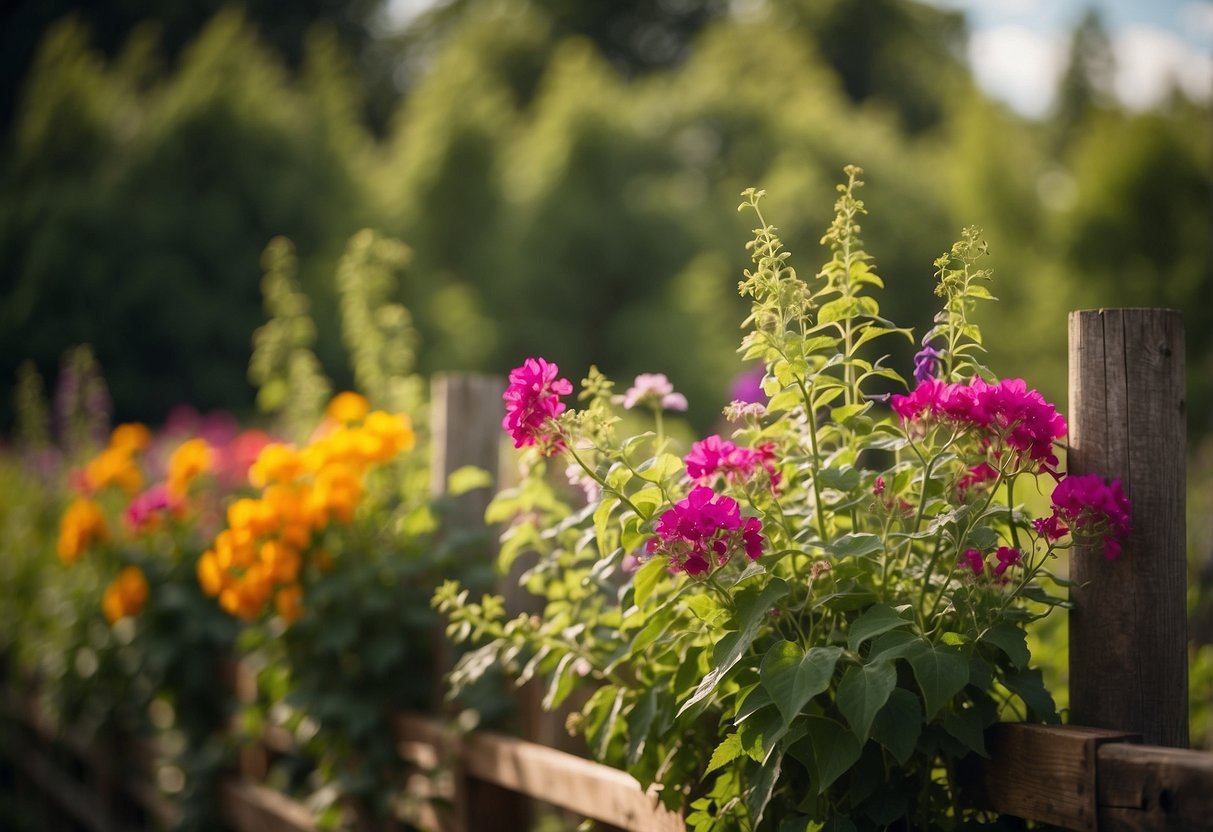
[[913, 343, 942, 384], [729, 367, 767, 405]]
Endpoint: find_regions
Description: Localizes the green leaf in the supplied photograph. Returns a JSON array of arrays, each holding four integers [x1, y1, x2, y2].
[[982, 623, 1030, 669], [593, 495, 620, 557], [630, 485, 664, 518], [847, 604, 913, 653], [447, 465, 493, 496], [836, 660, 897, 743], [826, 533, 883, 559], [632, 555, 667, 608], [542, 652, 579, 710], [706, 733, 744, 774], [830, 403, 871, 424], [637, 453, 684, 483], [904, 641, 968, 720], [870, 688, 922, 765], [802, 716, 862, 794], [760, 642, 843, 728], [942, 707, 988, 757], [746, 750, 784, 827], [1003, 668, 1059, 722], [678, 579, 790, 717], [625, 688, 659, 765]]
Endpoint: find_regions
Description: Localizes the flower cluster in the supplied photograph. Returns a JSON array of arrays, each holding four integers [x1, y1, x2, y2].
[[102, 565, 149, 623], [684, 434, 780, 489], [1035, 473, 1132, 560], [198, 393, 415, 621], [502, 357, 572, 453], [58, 497, 108, 563], [892, 377, 1067, 472], [959, 545, 1022, 581], [616, 373, 687, 411], [645, 485, 764, 575]]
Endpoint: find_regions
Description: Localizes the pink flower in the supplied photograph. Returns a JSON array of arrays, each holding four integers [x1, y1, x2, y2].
[[646, 485, 764, 575], [891, 377, 1066, 474], [957, 462, 999, 496], [126, 483, 174, 532], [994, 546, 1022, 580], [618, 373, 687, 411], [1045, 474, 1132, 560], [959, 547, 984, 576], [684, 435, 780, 488], [502, 358, 573, 453]]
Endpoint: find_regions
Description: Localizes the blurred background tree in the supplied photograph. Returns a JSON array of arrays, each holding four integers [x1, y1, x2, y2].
[[0, 0, 1209, 441]]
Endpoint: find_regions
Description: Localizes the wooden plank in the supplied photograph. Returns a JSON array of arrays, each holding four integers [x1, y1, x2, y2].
[[395, 714, 683, 832], [1068, 309, 1188, 747], [1096, 742, 1213, 830], [219, 779, 316, 832], [7, 732, 136, 832], [978, 723, 1137, 831]]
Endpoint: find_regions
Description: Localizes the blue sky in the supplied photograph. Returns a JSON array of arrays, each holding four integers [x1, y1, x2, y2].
[[923, 0, 1213, 115]]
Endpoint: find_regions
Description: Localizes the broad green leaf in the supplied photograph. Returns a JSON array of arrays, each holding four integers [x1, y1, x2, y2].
[[625, 688, 659, 765], [746, 750, 784, 826], [836, 660, 897, 743], [637, 453, 684, 483], [760, 642, 843, 727], [868, 629, 920, 662], [981, 623, 1030, 669], [830, 403, 871, 424], [870, 688, 922, 765], [632, 555, 667, 608], [904, 642, 968, 720], [826, 533, 883, 559], [542, 652, 579, 710], [767, 386, 804, 414], [1003, 668, 1059, 722], [678, 579, 790, 716], [803, 716, 862, 794], [447, 465, 493, 496], [942, 706, 988, 757], [847, 604, 913, 652], [706, 733, 744, 774], [630, 485, 664, 519], [593, 495, 620, 557]]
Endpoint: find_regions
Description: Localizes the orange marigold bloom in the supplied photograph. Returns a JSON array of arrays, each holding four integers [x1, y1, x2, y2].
[[260, 539, 301, 583], [274, 585, 304, 623], [325, 391, 370, 425], [227, 497, 279, 538], [167, 438, 212, 500], [85, 446, 143, 495], [249, 443, 304, 488], [109, 422, 152, 453], [363, 411, 415, 458], [197, 550, 226, 597], [102, 565, 149, 624], [58, 498, 108, 563]]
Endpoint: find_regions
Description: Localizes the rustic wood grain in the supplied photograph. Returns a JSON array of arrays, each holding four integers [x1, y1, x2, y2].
[[1097, 742, 1213, 830], [1068, 309, 1188, 748]]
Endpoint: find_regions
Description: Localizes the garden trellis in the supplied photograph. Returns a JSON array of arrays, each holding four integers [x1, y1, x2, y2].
[[3, 310, 1211, 831]]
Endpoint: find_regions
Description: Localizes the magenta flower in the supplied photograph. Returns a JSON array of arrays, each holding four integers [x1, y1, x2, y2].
[[618, 373, 688, 411], [891, 377, 1066, 473], [957, 462, 999, 496], [126, 483, 174, 531], [1045, 474, 1132, 560], [959, 548, 984, 576], [502, 358, 573, 453], [684, 435, 780, 488], [645, 485, 764, 575], [993, 546, 1022, 580], [730, 367, 767, 405]]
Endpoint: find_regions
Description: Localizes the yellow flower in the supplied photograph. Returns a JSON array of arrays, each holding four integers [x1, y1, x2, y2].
[[197, 550, 226, 597], [109, 423, 151, 453], [260, 539, 301, 584], [249, 443, 303, 488], [325, 391, 370, 425], [57, 498, 108, 563], [167, 438, 212, 500], [102, 565, 149, 624], [363, 411, 415, 459], [85, 446, 143, 495]]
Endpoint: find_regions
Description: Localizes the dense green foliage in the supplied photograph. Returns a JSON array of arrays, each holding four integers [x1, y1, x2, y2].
[[1, 0, 1208, 439]]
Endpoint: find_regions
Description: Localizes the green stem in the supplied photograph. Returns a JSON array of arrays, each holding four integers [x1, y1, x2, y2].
[[795, 377, 831, 544]]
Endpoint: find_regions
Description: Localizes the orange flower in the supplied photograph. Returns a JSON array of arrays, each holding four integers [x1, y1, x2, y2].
[[325, 391, 370, 425], [109, 423, 151, 453], [197, 550, 227, 597], [363, 411, 415, 459], [102, 566, 149, 623], [274, 585, 304, 623], [249, 443, 304, 488], [85, 446, 143, 495], [58, 498, 108, 563], [167, 438, 212, 500]]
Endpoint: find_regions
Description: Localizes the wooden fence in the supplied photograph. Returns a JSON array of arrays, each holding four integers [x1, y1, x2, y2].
[[3, 308, 1212, 830]]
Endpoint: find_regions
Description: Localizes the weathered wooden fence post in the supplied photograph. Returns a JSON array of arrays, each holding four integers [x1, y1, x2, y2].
[[1068, 308, 1188, 748]]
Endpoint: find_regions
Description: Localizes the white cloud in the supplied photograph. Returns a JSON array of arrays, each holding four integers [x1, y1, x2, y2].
[[967, 24, 1068, 117], [1112, 24, 1213, 109], [1181, 2, 1213, 40]]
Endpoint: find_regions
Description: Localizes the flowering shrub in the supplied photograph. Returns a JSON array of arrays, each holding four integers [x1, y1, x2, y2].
[[436, 168, 1131, 828]]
